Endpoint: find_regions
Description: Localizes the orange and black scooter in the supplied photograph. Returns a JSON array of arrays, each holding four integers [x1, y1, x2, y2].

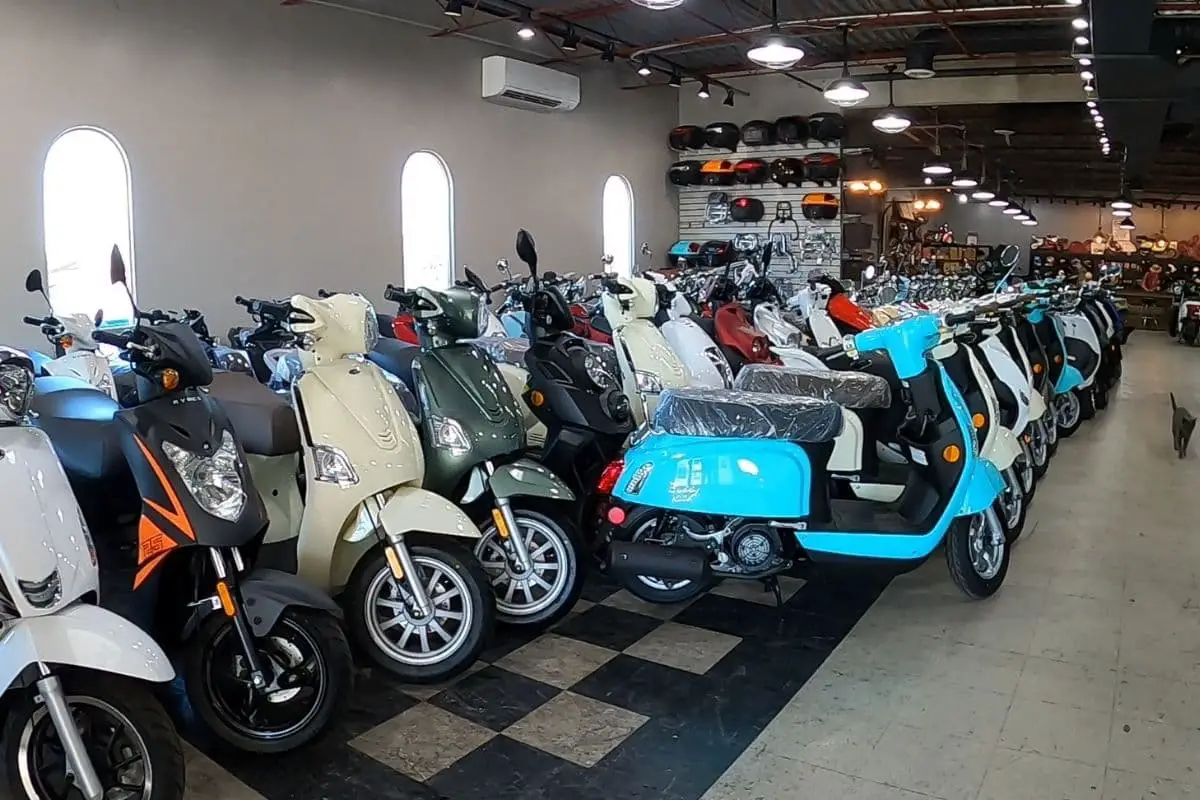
[[30, 247, 352, 755]]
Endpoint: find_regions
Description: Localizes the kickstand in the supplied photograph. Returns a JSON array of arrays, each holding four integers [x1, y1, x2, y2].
[[763, 576, 783, 608]]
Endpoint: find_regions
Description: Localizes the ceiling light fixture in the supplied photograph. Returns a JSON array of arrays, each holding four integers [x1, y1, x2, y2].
[[629, 0, 685, 8], [1119, 215, 1136, 230], [601, 42, 616, 62], [723, 89, 735, 107], [1111, 194, 1133, 211], [697, 80, 710, 99], [1079, 56, 1093, 66], [443, 0, 463, 16], [872, 64, 911, 134], [1112, 207, 1132, 218], [1014, 208, 1031, 221], [667, 70, 682, 88], [1084, 82, 1095, 93], [1072, 17, 1089, 30], [1080, 70, 1095, 81], [951, 128, 978, 187], [958, 193, 969, 204], [922, 111, 953, 175], [516, 12, 536, 40], [1022, 215, 1039, 226], [1086, 100, 1097, 108], [561, 25, 580, 51], [824, 25, 870, 107], [1075, 35, 1090, 47], [970, 159, 995, 201], [636, 57, 653, 77], [1066, 0, 1083, 5], [747, 0, 805, 70], [1002, 201, 1022, 215]]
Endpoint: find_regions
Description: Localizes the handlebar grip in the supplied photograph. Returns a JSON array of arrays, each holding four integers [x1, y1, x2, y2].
[[317, 289, 333, 299], [383, 284, 406, 303], [944, 310, 976, 326], [92, 330, 126, 347], [815, 345, 844, 360], [234, 295, 252, 309], [22, 316, 45, 326]]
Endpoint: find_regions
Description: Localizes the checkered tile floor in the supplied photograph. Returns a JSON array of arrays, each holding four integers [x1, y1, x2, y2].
[[183, 570, 888, 800]]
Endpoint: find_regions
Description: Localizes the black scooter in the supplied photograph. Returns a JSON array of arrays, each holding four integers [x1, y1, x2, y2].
[[31, 248, 352, 754]]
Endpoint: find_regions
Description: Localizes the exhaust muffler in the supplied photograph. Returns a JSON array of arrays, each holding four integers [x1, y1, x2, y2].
[[607, 541, 710, 581]]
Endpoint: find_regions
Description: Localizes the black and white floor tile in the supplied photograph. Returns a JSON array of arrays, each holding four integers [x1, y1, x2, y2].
[[184, 570, 889, 800]]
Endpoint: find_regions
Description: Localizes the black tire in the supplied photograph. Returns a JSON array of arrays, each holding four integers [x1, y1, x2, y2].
[[1078, 386, 1097, 422], [345, 544, 493, 684], [5, 672, 185, 800], [184, 609, 352, 754], [1000, 472, 1027, 545], [474, 506, 586, 629], [945, 503, 1009, 599], [1030, 421, 1050, 483], [610, 505, 712, 605], [1055, 392, 1083, 439]]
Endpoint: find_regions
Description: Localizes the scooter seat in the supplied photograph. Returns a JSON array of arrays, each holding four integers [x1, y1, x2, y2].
[[207, 372, 301, 456], [734, 365, 892, 409], [367, 338, 420, 393], [653, 387, 843, 443], [29, 383, 128, 482]]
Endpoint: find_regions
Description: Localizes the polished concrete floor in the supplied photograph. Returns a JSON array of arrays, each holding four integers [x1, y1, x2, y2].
[[184, 332, 1195, 800]]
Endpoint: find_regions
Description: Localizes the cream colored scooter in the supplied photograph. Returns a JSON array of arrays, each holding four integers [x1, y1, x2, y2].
[[217, 292, 494, 683]]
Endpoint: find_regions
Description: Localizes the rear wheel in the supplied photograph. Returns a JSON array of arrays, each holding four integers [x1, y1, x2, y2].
[[1029, 420, 1050, 482], [346, 545, 493, 684], [1094, 382, 1109, 411], [945, 504, 1009, 598], [474, 508, 584, 628], [610, 507, 710, 605], [1055, 391, 1083, 438], [999, 470, 1027, 544], [1078, 386, 1097, 421], [5, 673, 184, 800]]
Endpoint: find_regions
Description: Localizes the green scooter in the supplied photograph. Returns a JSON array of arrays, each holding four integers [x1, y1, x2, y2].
[[376, 284, 584, 628]]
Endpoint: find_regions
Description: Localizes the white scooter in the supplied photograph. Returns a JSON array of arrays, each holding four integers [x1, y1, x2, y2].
[[213, 292, 494, 684], [22, 268, 118, 399], [601, 275, 692, 425], [0, 348, 184, 800], [643, 268, 732, 389]]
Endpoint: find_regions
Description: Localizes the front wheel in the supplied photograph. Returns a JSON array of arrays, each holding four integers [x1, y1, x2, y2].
[[945, 503, 1009, 598], [346, 545, 493, 684], [185, 608, 352, 754], [474, 507, 584, 628], [1055, 391, 1083, 438], [5, 673, 185, 800], [999, 470, 1027, 544], [1029, 420, 1050, 482]]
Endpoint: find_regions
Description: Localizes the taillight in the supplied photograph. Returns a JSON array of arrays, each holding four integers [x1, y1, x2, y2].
[[596, 458, 624, 495]]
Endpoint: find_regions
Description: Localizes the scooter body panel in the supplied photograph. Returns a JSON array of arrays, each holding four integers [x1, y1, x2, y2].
[[1058, 312, 1102, 389], [43, 351, 117, 400], [659, 318, 730, 389], [980, 336, 1032, 433], [613, 322, 690, 423]]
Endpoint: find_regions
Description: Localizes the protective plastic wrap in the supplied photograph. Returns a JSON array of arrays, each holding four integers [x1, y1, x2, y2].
[[734, 364, 892, 410], [472, 336, 530, 367], [652, 387, 843, 443]]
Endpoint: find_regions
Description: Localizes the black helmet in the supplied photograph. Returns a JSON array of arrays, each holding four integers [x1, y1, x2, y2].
[[769, 157, 804, 188], [801, 193, 840, 221], [704, 122, 741, 151], [774, 115, 810, 144], [730, 197, 765, 223], [667, 161, 703, 186], [740, 120, 777, 147], [808, 112, 846, 143], [669, 125, 706, 151], [802, 152, 841, 186], [734, 158, 769, 184]]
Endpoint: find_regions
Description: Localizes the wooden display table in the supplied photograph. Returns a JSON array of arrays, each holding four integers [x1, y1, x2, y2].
[[1117, 289, 1173, 332]]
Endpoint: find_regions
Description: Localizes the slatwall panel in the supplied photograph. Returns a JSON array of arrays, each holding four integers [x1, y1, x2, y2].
[[674, 141, 845, 292]]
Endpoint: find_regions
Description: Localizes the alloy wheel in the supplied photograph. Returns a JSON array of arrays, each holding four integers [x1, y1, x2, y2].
[[365, 556, 474, 666], [476, 517, 570, 617], [968, 510, 1005, 580]]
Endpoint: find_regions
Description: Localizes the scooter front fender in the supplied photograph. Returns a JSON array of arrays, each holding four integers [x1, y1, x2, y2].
[[0, 604, 174, 692], [488, 459, 576, 503], [238, 567, 343, 638], [957, 457, 1005, 517], [378, 485, 482, 540], [984, 425, 1021, 471], [1054, 363, 1085, 394], [1028, 388, 1047, 420]]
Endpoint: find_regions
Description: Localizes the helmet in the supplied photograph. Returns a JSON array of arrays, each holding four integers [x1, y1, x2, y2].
[[699, 240, 735, 267], [668, 160, 703, 186], [739, 120, 777, 147], [774, 116, 810, 144], [730, 197, 765, 223], [808, 112, 846, 143], [802, 152, 841, 186], [700, 159, 736, 186], [669, 125, 706, 151], [704, 122, 741, 151], [734, 159, 769, 184], [769, 158, 804, 187], [801, 193, 840, 221]]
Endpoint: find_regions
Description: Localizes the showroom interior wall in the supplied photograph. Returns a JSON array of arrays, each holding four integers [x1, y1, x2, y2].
[[0, 0, 679, 346], [933, 201, 1200, 246]]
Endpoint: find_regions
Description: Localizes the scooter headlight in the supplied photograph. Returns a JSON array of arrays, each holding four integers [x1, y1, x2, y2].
[[312, 445, 359, 487], [582, 352, 618, 389], [18, 569, 62, 609], [363, 308, 381, 353], [431, 416, 471, 456], [215, 348, 253, 376], [0, 363, 34, 421], [634, 370, 663, 394], [161, 432, 247, 522]]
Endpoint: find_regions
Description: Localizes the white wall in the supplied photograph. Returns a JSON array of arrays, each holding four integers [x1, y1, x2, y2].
[[0, 0, 678, 347]]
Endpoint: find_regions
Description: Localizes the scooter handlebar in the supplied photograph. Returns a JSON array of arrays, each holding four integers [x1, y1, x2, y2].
[[92, 329, 128, 348], [944, 310, 976, 326], [22, 315, 47, 326]]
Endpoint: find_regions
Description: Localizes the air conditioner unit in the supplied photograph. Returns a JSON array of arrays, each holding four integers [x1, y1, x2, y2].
[[482, 56, 581, 112]]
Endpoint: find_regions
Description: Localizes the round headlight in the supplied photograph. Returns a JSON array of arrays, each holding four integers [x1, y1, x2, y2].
[[583, 352, 617, 389], [363, 308, 380, 352], [0, 364, 33, 420]]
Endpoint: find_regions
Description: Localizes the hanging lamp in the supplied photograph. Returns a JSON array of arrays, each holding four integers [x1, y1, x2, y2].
[[824, 26, 870, 107], [971, 159, 995, 201], [872, 65, 911, 134], [747, 0, 805, 70], [922, 111, 952, 175], [950, 129, 978, 188]]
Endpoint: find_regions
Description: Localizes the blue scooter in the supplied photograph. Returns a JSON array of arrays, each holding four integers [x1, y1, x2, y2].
[[603, 310, 1008, 605]]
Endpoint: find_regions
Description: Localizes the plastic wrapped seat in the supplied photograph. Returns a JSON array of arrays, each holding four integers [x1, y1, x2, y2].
[[652, 387, 842, 443], [734, 365, 892, 410]]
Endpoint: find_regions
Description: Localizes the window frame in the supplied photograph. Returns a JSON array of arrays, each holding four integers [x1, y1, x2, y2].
[[602, 174, 635, 279], [400, 149, 455, 291]]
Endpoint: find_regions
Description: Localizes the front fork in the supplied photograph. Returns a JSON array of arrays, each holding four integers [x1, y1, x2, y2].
[[206, 547, 268, 691], [362, 495, 436, 619], [37, 667, 104, 800], [483, 461, 534, 574]]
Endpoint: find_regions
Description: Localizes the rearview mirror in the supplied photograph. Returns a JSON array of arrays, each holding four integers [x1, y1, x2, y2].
[[516, 229, 538, 274], [24, 268, 43, 294], [496, 258, 510, 273], [94, 309, 104, 327], [601, 254, 615, 266], [639, 242, 652, 257], [110, 245, 128, 285], [761, 242, 773, 271]]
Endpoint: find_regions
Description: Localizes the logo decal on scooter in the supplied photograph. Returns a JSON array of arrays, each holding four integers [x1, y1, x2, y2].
[[625, 463, 653, 495]]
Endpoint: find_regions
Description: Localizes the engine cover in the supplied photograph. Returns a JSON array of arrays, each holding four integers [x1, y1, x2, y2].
[[720, 523, 786, 576]]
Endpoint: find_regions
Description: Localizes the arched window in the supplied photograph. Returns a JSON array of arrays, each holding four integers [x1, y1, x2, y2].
[[401, 151, 454, 290], [602, 175, 635, 278], [42, 127, 134, 326]]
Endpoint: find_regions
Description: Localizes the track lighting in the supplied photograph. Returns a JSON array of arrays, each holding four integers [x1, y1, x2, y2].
[[668, 70, 682, 88], [561, 26, 579, 51], [601, 42, 616, 63], [697, 80, 710, 99], [636, 58, 652, 77], [443, 0, 463, 16], [723, 89, 735, 107]]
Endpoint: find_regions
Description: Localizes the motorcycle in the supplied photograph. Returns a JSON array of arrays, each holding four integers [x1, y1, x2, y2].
[[0, 347, 186, 800], [1173, 271, 1200, 346], [31, 248, 353, 754]]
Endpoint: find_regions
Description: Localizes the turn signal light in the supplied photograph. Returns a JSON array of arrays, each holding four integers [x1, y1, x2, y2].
[[215, 581, 236, 617], [942, 444, 962, 463], [160, 368, 180, 391], [529, 390, 545, 407], [1033, 363, 1044, 374], [972, 413, 986, 429], [58, 335, 73, 350], [1054, 354, 1063, 364]]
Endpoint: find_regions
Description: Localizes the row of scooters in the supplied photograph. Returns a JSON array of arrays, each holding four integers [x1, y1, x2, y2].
[[1, 232, 1121, 799]]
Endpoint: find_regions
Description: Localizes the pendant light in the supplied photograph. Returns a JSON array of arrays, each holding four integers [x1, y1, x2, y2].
[[747, 0, 805, 70], [824, 26, 870, 107], [1119, 215, 1136, 230], [1002, 202, 1022, 216], [922, 111, 953, 175], [1013, 205, 1030, 221], [1022, 214, 1039, 226], [630, 0, 685, 8], [950, 129, 978, 188], [1154, 207, 1169, 249], [872, 64, 911, 134], [970, 159, 995, 201], [1091, 208, 1108, 246]]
